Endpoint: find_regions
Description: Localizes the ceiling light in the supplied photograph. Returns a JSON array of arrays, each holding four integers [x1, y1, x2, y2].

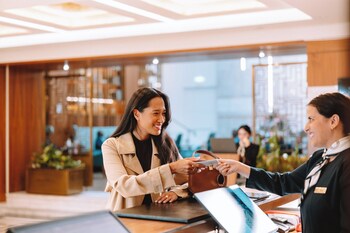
[[240, 57, 246, 71], [194, 75, 205, 83], [0, 8, 312, 49], [152, 58, 159, 65], [63, 60, 70, 71], [268, 55, 273, 65], [93, 0, 174, 23], [259, 51, 265, 58]]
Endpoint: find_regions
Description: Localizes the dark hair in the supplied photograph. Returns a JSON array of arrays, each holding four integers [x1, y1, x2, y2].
[[308, 92, 350, 135], [111, 87, 179, 164], [238, 125, 252, 135]]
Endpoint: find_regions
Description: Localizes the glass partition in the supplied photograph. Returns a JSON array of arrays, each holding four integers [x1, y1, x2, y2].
[[45, 66, 125, 185]]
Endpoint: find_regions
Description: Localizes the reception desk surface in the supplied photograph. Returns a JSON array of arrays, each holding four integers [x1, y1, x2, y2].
[[116, 198, 209, 223], [117, 188, 300, 233]]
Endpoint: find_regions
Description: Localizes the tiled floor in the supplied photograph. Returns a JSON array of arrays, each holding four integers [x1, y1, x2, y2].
[[0, 172, 108, 233]]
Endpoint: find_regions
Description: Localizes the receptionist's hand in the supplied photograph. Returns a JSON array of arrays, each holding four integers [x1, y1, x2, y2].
[[215, 159, 251, 178], [214, 159, 238, 176], [155, 191, 178, 204]]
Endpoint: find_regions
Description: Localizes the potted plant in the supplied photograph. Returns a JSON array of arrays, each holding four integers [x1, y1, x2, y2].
[[256, 135, 308, 172], [26, 144, 85, 195]]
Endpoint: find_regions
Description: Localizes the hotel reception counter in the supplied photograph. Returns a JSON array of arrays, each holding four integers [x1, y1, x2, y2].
[[116, 188, 301, 233]]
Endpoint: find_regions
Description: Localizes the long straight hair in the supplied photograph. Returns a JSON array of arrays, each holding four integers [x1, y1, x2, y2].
[[111, 87, 179, 164]]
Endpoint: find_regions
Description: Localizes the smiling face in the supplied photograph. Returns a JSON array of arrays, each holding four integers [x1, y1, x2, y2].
[[133, 97, 166, 140], [304, 105, 333, 148]]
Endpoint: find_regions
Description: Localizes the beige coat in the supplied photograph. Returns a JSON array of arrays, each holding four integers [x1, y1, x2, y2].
[[102, 132, 188, 211]]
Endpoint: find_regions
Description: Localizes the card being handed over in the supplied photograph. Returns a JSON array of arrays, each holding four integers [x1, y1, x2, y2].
[[195, 159, 219, 167]]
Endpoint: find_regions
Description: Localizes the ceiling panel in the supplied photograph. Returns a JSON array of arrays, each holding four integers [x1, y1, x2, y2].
[[0, 0, 348, 49], [141, 0, 266, 16], [5, 2, 135, 29], [0, 23, 29, 36]]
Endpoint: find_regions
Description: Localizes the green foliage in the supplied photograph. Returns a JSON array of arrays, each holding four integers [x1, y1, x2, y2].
[[255, 111, 308, 172], [31, 144, 84, 170], [256, 135, 308, 172]]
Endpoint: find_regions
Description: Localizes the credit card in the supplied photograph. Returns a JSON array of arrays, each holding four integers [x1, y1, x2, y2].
[[196, 160, 219, 166]]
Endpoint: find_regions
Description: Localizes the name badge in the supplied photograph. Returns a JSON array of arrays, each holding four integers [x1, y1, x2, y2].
[[314, 187, 327, 194]]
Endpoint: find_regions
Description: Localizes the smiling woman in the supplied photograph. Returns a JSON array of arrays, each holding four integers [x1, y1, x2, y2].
[[102, 87, 203, 211], [214, 92, 350, 233]]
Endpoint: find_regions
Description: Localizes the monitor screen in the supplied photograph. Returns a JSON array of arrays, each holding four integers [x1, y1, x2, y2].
[[210, 138, 237, 153], [7, 211, 130, 233], [194, 185, 277, 233]]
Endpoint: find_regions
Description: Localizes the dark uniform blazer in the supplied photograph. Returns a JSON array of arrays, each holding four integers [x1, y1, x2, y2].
[[246, 148, 350, 233]]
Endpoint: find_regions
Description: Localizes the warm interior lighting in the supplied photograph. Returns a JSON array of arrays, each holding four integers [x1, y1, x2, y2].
[[63, 60, 70, 71], [0, 8, 312, 49], [152, 58, 159, 65], [259, 50, 265, 58], [93, 0, 174, 22], [5, 2, 134, 28], [66, 96, 114, 104]]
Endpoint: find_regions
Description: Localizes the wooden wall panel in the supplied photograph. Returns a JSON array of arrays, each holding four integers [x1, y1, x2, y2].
[[307, 38, 350, 86], [0, 66, 6, 201], [9, 67, 45, 192]]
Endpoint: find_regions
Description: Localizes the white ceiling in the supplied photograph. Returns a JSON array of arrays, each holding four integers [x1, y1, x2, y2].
[[0, 0, 349, 63]]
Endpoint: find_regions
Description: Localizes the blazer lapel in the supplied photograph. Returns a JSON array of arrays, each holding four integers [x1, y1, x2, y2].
[[150, 139, 161, 168], [118, 133, 143, 175], [123, 154, 143, 175]]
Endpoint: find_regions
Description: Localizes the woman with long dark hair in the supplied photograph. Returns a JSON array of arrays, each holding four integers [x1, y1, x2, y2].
[[215, 92, 350, 233], [103, 87, 201, 211]]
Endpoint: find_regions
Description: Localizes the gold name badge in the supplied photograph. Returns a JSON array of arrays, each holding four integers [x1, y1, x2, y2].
[[314, 187, 327, 194]]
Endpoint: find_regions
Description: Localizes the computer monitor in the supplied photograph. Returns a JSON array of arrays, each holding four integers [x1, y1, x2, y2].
[[194, 185, 277, 233], [7, 211, 130, 233], [210, 138, 237, 153]]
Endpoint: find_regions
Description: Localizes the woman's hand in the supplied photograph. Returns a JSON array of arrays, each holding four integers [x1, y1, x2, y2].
[[215, 159, 251, 178], [215, 159, 238, 176], [169, 158, 204, 175], [240, 137, 251, 147], [155, 191, 178, 203]]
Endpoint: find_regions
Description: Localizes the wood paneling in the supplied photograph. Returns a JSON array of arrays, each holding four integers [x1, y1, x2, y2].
[[9, 67, 45, 192], [307, 38, 350, 86], [0, 66, 6, 201]]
